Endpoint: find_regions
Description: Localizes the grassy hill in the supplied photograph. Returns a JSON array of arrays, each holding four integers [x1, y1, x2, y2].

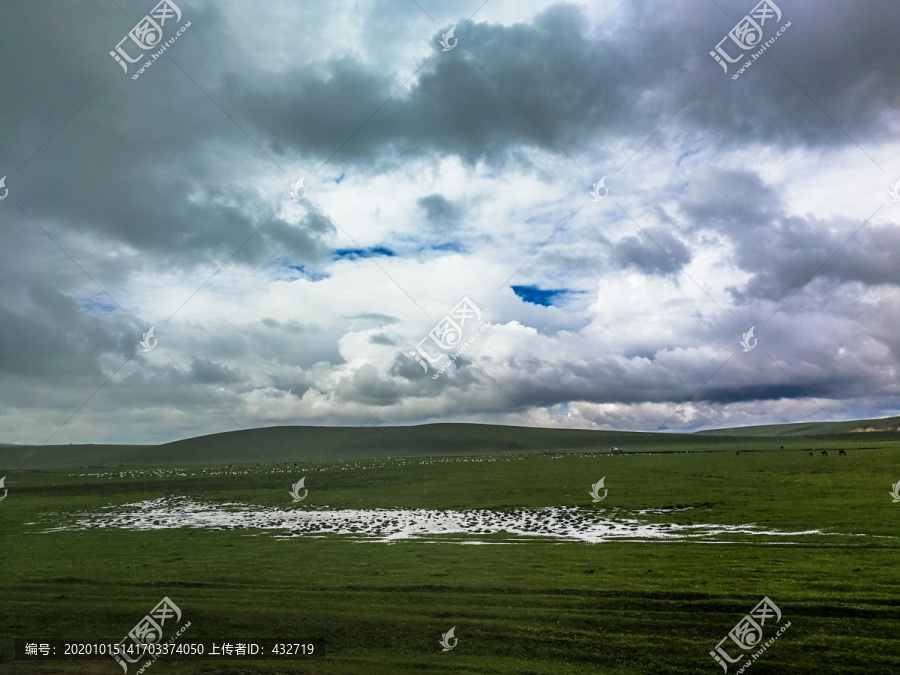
[[2, 416, 899, 470], [0, 424, 709, 470], [696, 415, 900, 437]]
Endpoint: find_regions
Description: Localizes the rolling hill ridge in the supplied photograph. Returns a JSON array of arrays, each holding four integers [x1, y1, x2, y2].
[[1, 415, 897, 469]]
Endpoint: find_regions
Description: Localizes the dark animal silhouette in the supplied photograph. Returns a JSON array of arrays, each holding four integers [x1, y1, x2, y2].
[[780, 446, 784, 449], [821, 450, 828, 456], [839, 449, 847, 456], [808, 452, 813, 457]]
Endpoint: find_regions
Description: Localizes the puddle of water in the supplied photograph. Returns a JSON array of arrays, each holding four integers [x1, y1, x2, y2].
[[40, 497, 838, 544], [634, 507, 695, 515]]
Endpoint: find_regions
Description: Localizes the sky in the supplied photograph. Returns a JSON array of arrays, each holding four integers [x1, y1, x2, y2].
[[0, 0, 898, 445]]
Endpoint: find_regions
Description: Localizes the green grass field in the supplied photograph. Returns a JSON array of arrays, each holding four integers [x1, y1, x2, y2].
[[2, 423, 899, 673]]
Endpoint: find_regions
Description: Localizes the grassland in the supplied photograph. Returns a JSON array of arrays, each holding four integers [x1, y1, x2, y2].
[[5, 419, 900, 469], [1, 423, 899, 673]]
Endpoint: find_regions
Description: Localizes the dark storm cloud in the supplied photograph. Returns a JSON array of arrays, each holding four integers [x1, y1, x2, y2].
[[9, 92, 336, 284], [731, 217, 900, 302], [389, 351, 427, 381], [188, 357, 239, 384], [369, 333, 396, 346], [4, 0, 898, 276], [333, 363, 401, 405], [418, 194, 463, 229], [501, 223, 692, 287], [442, 343, 865, 414], [245, 319, 341, 369], [343, 313, 402, 325], [699, 0, 900, 147], [260, 318, 321, 332], [3, 3, 336, 285], [0, 283, 126, 378], [225, 1, 900, 173], [679, 169, 781, 233], [388, 350, 481, 392], [228, 3, 645, 167], [702, 382, 823, 404], [680, 168, 900, 302], [612, 227, 691, 276]]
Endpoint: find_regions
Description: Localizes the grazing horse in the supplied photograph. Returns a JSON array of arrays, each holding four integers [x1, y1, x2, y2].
[[821, 450, 828, 456], [839, 449, 847, 456]]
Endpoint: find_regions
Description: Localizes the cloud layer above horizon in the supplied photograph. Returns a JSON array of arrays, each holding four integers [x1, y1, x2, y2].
[[1, 0, 898, 445]]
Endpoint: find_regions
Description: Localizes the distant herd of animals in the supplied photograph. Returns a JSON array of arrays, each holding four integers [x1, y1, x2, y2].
[[736, 448, 848, 456]]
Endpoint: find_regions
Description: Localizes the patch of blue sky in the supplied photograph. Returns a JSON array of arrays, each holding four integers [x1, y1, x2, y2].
[[333, 246, 396, 261], [511, 285, 584, 307], [275, 259, 330, 282], [78, 295, 118, 315]]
